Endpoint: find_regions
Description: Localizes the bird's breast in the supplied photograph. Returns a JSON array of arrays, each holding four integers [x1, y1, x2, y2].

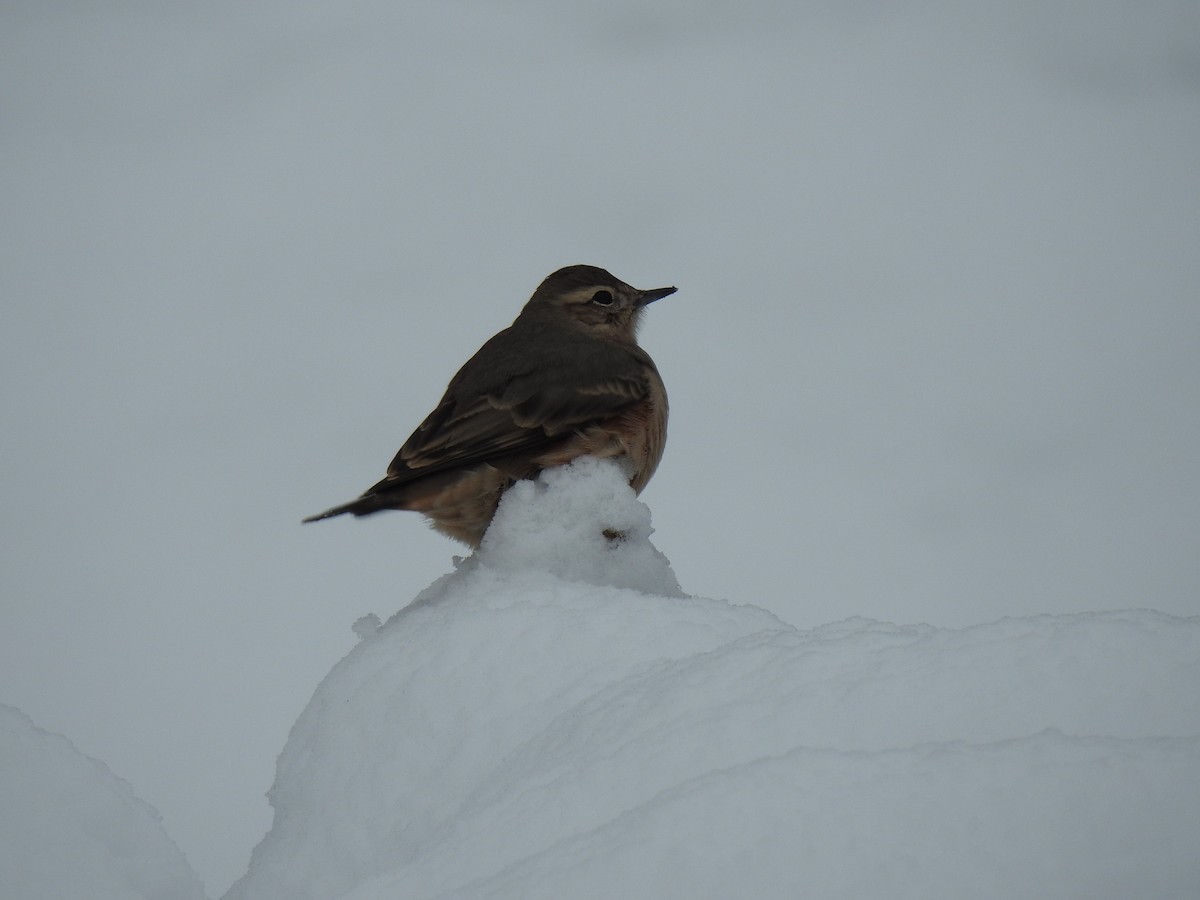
[[532, 364, 667, 494]]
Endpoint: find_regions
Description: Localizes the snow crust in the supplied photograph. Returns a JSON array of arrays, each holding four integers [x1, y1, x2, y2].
[[0, 704, 206, 900], [220, 459, 1200, 900]]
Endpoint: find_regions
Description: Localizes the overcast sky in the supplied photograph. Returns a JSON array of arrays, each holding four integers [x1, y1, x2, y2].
[[3, 1, 1198, 894]]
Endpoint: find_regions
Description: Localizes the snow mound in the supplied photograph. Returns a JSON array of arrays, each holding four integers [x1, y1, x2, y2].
[[226, 462, 1200, 900], [477, 455, 683, 597], [0, 704, 208, 900]]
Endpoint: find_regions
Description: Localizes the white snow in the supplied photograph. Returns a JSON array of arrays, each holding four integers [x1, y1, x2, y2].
[[0, 704, 206, 900], [209, 460, 1199, 900], [4, 460, 1199, 898]]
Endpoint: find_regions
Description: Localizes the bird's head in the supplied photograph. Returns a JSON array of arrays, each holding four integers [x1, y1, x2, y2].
[[518, 265, 676, 342]]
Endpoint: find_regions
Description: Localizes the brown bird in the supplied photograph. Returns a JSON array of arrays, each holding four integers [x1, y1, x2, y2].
[[303, 265, 676, 546]]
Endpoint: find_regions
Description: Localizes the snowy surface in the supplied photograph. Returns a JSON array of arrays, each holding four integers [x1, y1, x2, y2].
[[0, 704, 206, 900], [3, 2, 1199, 893], [222, 461, 1200, 900]]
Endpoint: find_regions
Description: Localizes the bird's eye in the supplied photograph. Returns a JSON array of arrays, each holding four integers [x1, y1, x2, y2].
[[591, 290, 614, 306]]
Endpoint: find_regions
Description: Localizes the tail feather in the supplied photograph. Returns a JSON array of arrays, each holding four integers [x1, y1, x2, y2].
[[301, 496, 377, 524], [302, 466, 472, 525]]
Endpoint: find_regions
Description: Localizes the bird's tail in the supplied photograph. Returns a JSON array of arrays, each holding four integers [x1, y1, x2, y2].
[[301, 496, 376, 524]]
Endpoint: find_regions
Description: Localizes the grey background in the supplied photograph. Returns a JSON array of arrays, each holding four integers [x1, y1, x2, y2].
[[3, 1, 1198, 894]]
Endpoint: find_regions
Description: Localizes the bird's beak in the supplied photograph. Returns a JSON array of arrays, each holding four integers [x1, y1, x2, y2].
[[637, 285, 678, 306]]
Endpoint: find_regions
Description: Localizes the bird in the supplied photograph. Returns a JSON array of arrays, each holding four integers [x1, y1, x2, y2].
[[302, 264, 677, 547]]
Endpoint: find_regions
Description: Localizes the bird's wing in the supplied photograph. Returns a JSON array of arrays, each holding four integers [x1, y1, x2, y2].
[[380, 340, 653, 484]]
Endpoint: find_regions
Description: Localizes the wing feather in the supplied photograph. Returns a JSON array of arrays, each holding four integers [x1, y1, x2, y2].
[[378, 323, 655, 486]]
